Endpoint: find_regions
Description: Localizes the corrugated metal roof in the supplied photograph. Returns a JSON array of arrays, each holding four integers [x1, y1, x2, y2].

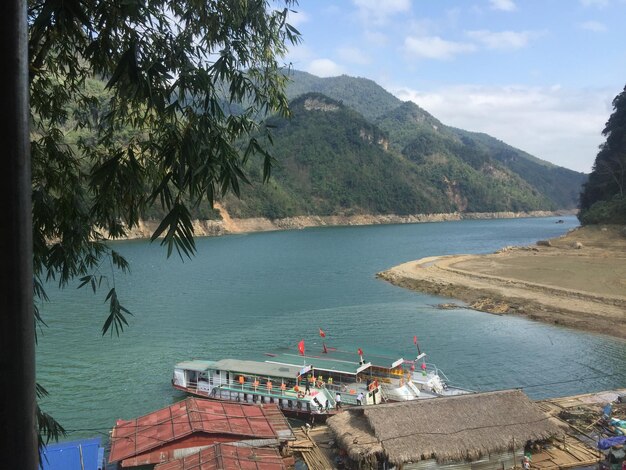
[[268, 347, 407, 370], [108, 398, 294, 464], [154, 443, 287, 470], [266, 353, 362, 375], [211, 359, 302, 379], [40, 437, 104, 470], [175, 360, 217, 372], [175, 359, 302, 379]]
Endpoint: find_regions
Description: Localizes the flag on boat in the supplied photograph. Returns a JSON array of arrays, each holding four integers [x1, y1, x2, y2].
[[319, 328, 326, 338], [357, 347, 363, 356], [298, 340, 305, 356], [413, 335, 417, 345]]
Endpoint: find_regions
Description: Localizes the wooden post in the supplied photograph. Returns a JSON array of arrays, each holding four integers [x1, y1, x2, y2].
[[0, 0, 37, 468]]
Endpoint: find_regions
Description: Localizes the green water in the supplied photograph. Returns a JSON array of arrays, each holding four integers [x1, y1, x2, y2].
[[36, 216, 626, 440]]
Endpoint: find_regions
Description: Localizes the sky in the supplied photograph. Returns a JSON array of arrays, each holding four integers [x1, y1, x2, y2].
[[283, 0, 626, 173]]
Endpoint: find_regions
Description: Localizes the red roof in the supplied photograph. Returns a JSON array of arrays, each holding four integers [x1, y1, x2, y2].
[[109, 398, 294, 466], [154, 443, 288, 470]]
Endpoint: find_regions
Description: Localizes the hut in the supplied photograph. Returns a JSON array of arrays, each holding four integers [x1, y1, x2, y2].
[[327, 389, 566, 469], [108, 398, 294, 468]]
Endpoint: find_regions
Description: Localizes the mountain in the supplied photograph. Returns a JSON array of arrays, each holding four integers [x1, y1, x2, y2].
[[284, 70, 402, 121], [275, 71, 587, 211], [223, 93, 567, 218]]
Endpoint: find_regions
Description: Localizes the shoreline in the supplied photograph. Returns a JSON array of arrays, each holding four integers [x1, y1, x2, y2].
[[377, 225, 626, 339], [117, 208, 576, 240]]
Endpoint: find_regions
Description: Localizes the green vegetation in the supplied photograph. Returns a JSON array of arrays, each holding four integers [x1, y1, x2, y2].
[[222, 91, 574, 218], [29, 0, 300, 445], [579, 84, 626, 224]]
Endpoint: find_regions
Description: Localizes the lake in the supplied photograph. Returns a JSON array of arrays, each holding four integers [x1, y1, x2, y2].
[[36, 215, 626, 439]]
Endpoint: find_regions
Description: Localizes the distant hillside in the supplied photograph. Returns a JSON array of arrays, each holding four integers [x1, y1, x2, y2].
[[284, 70, 401, 121], [51, 71, 587, 223], [279, 71, 587, 210], [223, 93, 562, 218]]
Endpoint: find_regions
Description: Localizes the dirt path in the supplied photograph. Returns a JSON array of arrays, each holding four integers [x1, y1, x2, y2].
[[377, 225, 626, 339]]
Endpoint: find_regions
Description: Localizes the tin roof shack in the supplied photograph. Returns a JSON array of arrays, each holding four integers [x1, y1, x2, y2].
[[154, 442, 288, 470], [40, 437, 105, 470], [108, 398, 294, 468], [327, 390, 565, 470]]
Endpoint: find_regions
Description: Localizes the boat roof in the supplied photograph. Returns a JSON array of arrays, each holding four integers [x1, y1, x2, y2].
[[174, 360, 216, 372], [175, 359, 302, 379], [266, 348, 408, 371], [266, 353, 369, 376]]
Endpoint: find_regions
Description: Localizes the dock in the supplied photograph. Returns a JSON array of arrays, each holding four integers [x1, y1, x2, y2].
[[287, 388, 626, 470]]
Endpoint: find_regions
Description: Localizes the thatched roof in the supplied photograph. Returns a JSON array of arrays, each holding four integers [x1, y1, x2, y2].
[[326, 408, 383, 465], [327, 390, 566, 466]]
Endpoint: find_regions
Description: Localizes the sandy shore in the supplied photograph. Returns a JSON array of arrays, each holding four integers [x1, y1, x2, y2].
[[377, 225, 626, 339]]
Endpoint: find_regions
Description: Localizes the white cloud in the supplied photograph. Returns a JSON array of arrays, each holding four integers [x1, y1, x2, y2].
[[579, 20, 608, 32], [284, 44, 314, 68], [579, 0, 609, 7], [404, 36, 476, 60], [467, 30, 536, 50], [337, 46, 371, 65], [306, 58, 345, 77], [363, 30, 389, 46], [489, 0, 517, 11], [391, 84, 614, 172], [287, 9, 309, 28], [353, 0, 410, 15], [353, 0, 411, 25]]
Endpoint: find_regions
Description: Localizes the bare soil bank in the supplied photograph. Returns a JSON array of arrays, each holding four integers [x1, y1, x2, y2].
[[121, 207, 574, 240], [377, 225, 626, 339]]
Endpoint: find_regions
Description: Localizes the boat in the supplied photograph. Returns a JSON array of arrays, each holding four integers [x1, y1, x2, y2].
[[264, 345, 470, 404], [171, 358, 340, 421], [172, 345, 470, 421]]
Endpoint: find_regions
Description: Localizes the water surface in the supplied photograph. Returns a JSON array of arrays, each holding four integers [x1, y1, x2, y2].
[[36, 216, 626, 439]]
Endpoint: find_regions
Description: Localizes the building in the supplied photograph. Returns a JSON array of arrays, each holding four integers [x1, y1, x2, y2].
[[327, 389, 565, 469], [108, 398, 294, 468], [154, 442, 289, 470]]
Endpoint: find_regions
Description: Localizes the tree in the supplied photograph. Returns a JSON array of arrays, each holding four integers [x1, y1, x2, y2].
[[579, 84, 626, 223], [28, 0, 300, 448]]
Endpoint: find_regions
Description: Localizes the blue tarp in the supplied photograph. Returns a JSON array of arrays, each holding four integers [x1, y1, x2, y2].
[[40, 437, 104, 470], [598, 436, 626, 450]]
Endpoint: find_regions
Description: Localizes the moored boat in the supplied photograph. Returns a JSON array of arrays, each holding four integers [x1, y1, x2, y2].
[[172, 344, 470, 423], [171, 358, 339, 421], [265, 345, 471, 403]]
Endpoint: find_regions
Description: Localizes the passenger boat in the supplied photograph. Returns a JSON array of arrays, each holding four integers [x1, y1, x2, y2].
[[264, 346, 470, 404], [171, 358, 341, 421], [172, 344, 470, 421]]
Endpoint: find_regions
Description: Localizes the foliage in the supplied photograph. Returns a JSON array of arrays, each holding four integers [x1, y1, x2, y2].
[[225, 92, 555, 218], [578, 195, 626, 225], [579, 84, 626, 223], [284, 70, 402, 121], [29, 0, 300, 444]]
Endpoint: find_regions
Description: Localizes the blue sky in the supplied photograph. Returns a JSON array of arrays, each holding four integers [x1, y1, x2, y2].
[[283, 0, 626, 172]]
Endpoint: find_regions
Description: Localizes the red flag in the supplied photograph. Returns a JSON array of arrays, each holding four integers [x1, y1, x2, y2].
[[413, 335, 417, 345], [357, 347, 363, 356], [319, 328, 326, 338], [298, 340, 305, 356]]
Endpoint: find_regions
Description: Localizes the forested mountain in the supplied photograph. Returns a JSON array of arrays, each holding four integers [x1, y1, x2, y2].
[[57, 71, 587, 221], [220, 72, 586, 218], [223, 92, 573, 218], [578, 84, 626, 224]]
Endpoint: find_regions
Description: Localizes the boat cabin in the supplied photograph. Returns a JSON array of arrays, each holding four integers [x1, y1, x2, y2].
[[172, 358, 337, 417]]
